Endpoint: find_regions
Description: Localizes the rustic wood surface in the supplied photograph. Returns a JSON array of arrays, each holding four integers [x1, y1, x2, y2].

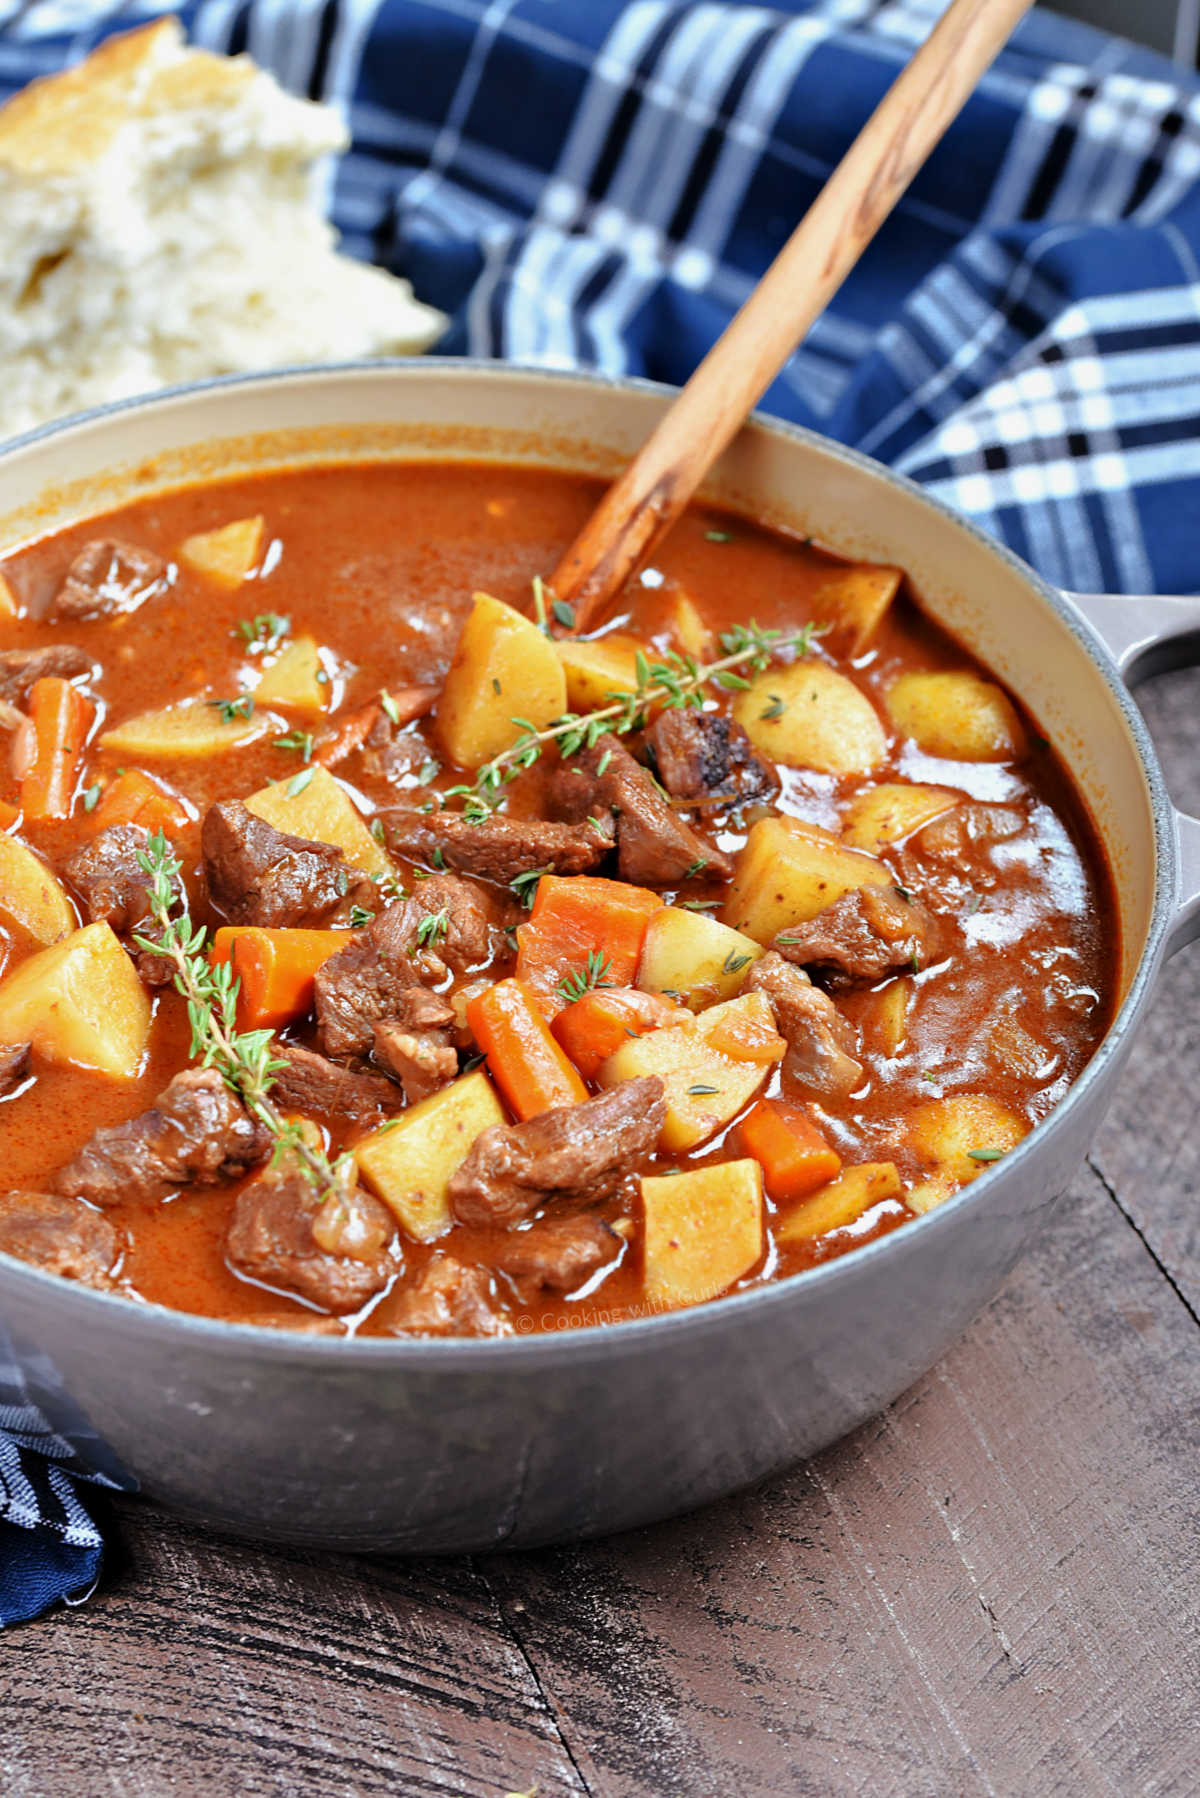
[[3, 666, 1197, 1798]]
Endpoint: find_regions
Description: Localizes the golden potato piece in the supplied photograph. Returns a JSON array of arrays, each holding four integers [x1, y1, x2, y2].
[[777, 1162, 905, 1244], [733, 661, 887, 775], [722, 815, 892, 945], [179, 515, 265, 587], [437, 591, 566, 772], [885, 672, 1026, 762], [841, 782, 960, 852], [254, 636, 328, 715], [354, 1070, 505, 1241], [809, 561, 902, 653], [0, 569, 17, 618], [636, 906, 762, 1010], [556, 635, 643, 713], [905, 1093, 1028, 1214], [599, 992, 782, 1150], [0, 921, 150, 1078], [0, 833, 76, 944], [100, 698, 264, 757], [641, 1159, 764, 1309], [245, 764, 391, 881], [664, 590, 711, 660], [872, 979, 910, 1057]]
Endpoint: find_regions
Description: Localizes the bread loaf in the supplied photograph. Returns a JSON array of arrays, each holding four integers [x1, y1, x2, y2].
[[0, 19, 445, 438]]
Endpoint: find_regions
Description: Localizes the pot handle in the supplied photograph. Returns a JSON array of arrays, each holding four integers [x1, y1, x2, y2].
[[1067, 591, 1200, 958]]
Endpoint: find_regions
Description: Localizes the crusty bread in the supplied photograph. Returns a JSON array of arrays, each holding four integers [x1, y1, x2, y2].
[[0, 19, 445, 438]]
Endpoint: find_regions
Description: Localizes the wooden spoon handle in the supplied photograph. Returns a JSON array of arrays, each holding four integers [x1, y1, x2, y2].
[[553, 0, 1034, 631]]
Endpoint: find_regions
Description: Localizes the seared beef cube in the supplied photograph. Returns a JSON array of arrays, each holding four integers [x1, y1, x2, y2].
[[62, 824, 184, 987], [645, 709, 776, 805], [202, 801, 375, 928], [314, 904, 456, 1061], [0, 1042, 31, 1097], [387, 1255, 508, 1337], [269, 1041, 405, 1121], [372, 1022, 458, 1104], [226, 1168, 394, 1315], [379, 805, 614, 884], [52, 1069, 271, 1207], [553, 735, 731, 886], [449, 1078, 666, 1227], [407, 872, 515, 974], [773, 885, 941, 985], [0, 1191, 120, 1289], [0, 645, 93, 705], [744, 952, 862, 1099], [52, 538, 167, 620], [492, 1214, 621, 1296]]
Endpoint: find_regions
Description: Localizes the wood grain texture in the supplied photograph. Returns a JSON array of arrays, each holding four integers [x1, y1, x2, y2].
[[2, 674, 1197, 1798]]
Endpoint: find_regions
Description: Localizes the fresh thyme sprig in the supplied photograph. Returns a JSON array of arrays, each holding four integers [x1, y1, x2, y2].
[[443, 619, 823, 817], [556, 950, 614, 1004], [132, 831, 343, 1200]]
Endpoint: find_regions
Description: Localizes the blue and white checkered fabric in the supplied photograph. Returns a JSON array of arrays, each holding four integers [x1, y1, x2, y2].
[[1, 0, 1198, 1622]]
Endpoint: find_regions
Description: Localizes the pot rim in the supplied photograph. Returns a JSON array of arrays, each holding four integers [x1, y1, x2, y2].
[[0, 357, 1179, 1364]]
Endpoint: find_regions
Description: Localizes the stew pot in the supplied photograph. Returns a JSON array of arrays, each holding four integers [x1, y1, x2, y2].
[[0, 363, 1196, 1553]]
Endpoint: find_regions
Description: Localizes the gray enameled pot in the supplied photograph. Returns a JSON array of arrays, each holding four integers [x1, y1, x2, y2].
[[0, 362, 1197, 1553]]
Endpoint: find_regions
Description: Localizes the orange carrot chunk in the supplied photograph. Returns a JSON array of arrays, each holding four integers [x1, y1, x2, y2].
[[90, 769, 190, 836], [18, 678, 95, 820], [551, 985, 692, 1081], [209, 926, 351, 1031], [515, 874, 662, 1016], [0, 799, 19, 830], [735, 1098, 842, 1203], [467, 977, 588, 1118]]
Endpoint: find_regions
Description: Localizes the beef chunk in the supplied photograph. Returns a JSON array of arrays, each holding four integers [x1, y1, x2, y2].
[[551, 735, 730, 886], [449, 1078, 666, 1227], [744, 952, 863, 1099], [52, 1069, 271, 1207], [372, 1022, 458, 1104], [387, 1255, 508, 1337], [407, 871, 514, 975], [645, 709, 776, 805], [269, 1041, 405, 1121], [62, 824, 183, 987], [492, 1214, 621, 1295], [0, 645, 93, 705], [314, 902, 457, 1061], [52, 538, 167, 620], [202, 801, 375, 928], [773, 885, 941, 984], [380, 805, 614, 884], [0, 1191, 120, 1289], [0, 1042, 31, 1097], [226, 1168, 394, 1315]]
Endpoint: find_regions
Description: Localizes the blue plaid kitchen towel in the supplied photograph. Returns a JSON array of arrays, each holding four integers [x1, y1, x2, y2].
[[1, 0, 1199, 1622]]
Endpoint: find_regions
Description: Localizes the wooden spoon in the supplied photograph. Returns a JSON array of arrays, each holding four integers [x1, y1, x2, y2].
[[552, 0, 1034, 633]]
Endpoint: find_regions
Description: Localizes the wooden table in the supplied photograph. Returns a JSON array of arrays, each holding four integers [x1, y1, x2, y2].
[[5, 672, 1198, 1798]]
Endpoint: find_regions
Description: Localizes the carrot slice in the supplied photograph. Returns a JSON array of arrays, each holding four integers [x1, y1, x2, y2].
[[735, 1098, 842, 1202], [0, 799, 19, 830], [89, 769, 190, 836], [18, 678, 95, 820], [467, 978, 588, 1119], [704, 1005, 786, 1065], [209, 926, 351, 1031], [515, 875, 662, 1016], [551, 985, 691, 1081]]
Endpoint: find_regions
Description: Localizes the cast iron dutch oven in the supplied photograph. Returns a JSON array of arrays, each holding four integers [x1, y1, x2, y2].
[[0, 363, 1196, 1551]]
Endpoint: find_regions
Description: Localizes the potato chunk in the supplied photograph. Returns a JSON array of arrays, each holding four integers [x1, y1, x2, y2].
[[722, 816, 892, 945], [777, 1162, 905, 1244], [905, 1093, 1028, 1214], [245, 765, 391, 880], [809, 561, 903, 654], [438, 592, 566, 771], [0, 569, 16, 618], [841, 782, 960, 852], [637, 906, 762, 1010], [0, 833, 76, 944], [556, 635, 642, 712], [254, 636, 328, 715], [354, 1070, 505, 1241], [885, 672, 1026, 762], [179, 515, 265, 587], [0, 921, 150, 1078], [733, 662, 886, 775], [598, 991, 782, 1150], [641, 1160, 764, 1309], [100, 698, 264, 757], [664, 590, 711, 659]]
